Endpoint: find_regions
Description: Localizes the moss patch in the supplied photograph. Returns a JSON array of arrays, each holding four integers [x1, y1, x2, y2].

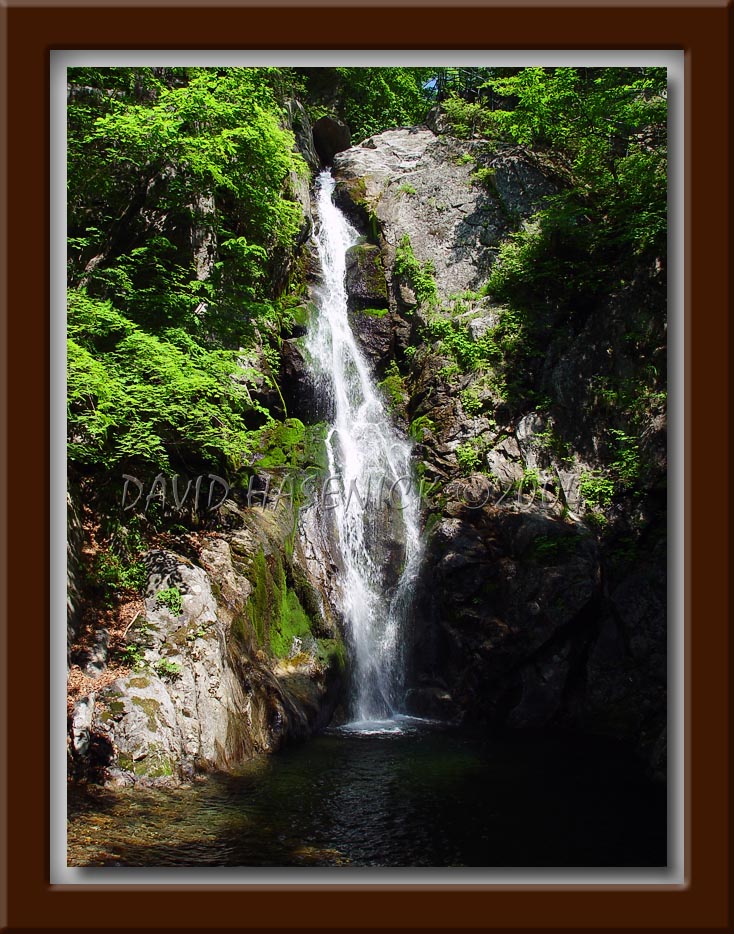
[[244, 547, 316, 660], [132, 696, 161, 732], [359, 307, 389, 318], [316, 637, 346, 671]]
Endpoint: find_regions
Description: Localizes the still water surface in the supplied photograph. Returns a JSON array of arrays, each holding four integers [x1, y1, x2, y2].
[[68, 721, 666, 868]]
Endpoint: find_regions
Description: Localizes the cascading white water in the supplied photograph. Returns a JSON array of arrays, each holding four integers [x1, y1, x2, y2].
[[307, 171, 422, 727]]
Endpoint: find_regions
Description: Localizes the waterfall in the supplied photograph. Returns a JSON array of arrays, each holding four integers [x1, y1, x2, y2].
[[306, 171, 422, 727]]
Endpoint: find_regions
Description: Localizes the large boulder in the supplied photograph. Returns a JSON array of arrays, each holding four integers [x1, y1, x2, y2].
[[333, 127, 558, 300], [344, 243, 388, 310], [312, 116, 351, 166]]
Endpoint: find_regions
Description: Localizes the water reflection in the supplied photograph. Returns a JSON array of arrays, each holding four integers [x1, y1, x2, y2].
[[68, 725, 666, 868]]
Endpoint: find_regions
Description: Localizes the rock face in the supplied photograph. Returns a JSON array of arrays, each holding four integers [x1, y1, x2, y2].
[[312, 116, 351, 166], [333, 127, 557, 298], [332, 119, 667, 772], [69, 503, 345, 786], [284, 98, 321, 173], [345, 243, 388, 310]]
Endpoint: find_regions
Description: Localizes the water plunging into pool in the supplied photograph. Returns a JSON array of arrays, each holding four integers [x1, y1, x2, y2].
[[306, 172, 422, 730]]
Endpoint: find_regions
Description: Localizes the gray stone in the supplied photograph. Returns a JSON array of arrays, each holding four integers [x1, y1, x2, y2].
[[284, 98, 320, 173], [71, 693, 96, 759], [72, 503, 344, 787], [333, 127, 557, 303], [83, 627, 109, 679]]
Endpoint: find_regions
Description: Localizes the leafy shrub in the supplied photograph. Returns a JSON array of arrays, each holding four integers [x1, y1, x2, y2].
[[153, 659, 182, 680], [409, 415, 436, 442], [608, 429, 641, 485], [460, 388, 483, 415], [121, 643, 147, 668], [394, 235, 438, 308], [456, 441, 483, 474], [156, 586, 183, 616], [579, 471, 615, 510], [377, 360, 407, 413], [440, 93, 496, 139]]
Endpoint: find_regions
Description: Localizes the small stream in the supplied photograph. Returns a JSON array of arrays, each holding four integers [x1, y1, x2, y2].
[[68, 723, 665, 868]]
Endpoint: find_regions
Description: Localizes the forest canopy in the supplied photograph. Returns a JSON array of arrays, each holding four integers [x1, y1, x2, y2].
[[67, 65, 666, 480]]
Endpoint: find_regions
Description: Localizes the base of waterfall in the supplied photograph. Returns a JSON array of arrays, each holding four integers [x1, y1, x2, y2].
[[334, 713, 439, 735], [68, 724, 666, 868]]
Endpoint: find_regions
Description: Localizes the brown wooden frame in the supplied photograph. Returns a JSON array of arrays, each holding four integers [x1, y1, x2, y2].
[[1, 1, 731, 930]]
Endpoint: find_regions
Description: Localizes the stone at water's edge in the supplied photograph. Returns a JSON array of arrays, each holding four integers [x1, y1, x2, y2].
[[69, 503, 345, 787]]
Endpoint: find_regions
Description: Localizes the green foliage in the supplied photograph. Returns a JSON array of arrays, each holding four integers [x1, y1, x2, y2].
[[89, 550, 147, 595], [424, 305, 532, 407], [398, 182, 417, 196], [521, 467, 541, 492], [456, 439, 485, 474], [69, 67, 304, 274], [394, 235, 438, 308], [608, 428, 641, 485], [66, 68, 318, 478], [377, 360, 407, 413], [255, 418, 306, 470], [299, 67, 433, 140], [67, 290, 269, 472], [579, 471, 615, 510], [409, 414, 436, 442], [121, 643, 147, 669], [460, 387, 483, 415], [153, 659, 182, 680], [480, 67, 667, 309], [440, 93, 496, 139], [156, 586, 183, 616]]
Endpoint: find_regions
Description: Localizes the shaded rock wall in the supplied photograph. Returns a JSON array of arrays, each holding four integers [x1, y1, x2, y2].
[[332, 122, 667, 771]]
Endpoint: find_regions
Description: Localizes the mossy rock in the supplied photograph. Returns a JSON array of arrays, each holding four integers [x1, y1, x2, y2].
[[359, 307, 390, 318], [316, 637, 347, 672], [129, 744, 174, 779], [344, 244, 388, 311], [132, 696, 161, 732], [241, 546, 319, 660]]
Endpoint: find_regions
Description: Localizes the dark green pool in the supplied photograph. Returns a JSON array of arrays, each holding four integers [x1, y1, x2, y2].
[[68, 721, 666, 868]]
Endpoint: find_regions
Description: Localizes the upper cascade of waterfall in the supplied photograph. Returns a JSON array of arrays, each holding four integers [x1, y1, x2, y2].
[[306, 171, 423, 726]]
